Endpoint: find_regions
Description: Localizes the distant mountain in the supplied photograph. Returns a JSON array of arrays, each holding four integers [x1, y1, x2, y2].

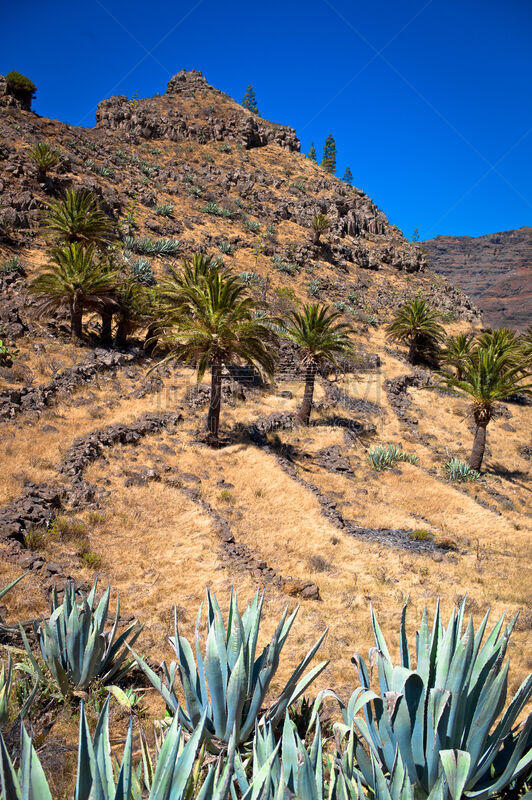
[[421, 227, 532, 330]]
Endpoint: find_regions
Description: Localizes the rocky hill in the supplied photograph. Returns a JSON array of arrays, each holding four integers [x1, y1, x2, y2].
[[422, 227, 532, 330], [0, 69, 530, 785]]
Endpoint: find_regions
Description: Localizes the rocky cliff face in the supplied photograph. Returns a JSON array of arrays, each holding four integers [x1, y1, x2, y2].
[[422, 227, 531, 330]]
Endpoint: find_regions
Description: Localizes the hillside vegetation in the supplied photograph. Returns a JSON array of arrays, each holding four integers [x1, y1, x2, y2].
[[0, 69, 530, 798]]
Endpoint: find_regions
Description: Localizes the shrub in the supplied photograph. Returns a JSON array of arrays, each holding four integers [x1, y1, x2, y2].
[[48, 515, 87, 539], [155, 203, 174, 217], [443, 457, 481, 482], [368, 443, 419, 471], [95, 164, 115, 178], [219, 489, 235, 504], [239, 271, 262, 286], [23, 526, 46, 550], [244, 218, 261, 232], [0, 256, 22, 274], [219, 143, 232, 153], [408, 528, 434, 542], [79, 548, 103, 569], [0, 339, 19, 366], [5, 71, 36, 107], [187, 184, 202, 197], [123, 235, 181, 256]]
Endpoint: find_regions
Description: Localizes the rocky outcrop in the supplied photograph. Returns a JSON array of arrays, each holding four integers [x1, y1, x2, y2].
[[422, 227, 532, 330], [96, 70, 300, 152]]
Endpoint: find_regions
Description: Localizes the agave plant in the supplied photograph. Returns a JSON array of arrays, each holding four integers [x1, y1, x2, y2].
[[0, 698, 232, 800], [341, 599, 532, 800], [123, 235, 182, 256], [26, 579, 142, 694], [443, 458, 480, 483], [131, 589, 328, 752], [368, 444, 419, 471]]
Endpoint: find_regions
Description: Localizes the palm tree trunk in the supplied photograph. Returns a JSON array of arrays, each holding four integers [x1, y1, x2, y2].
[[144, 323, 158, 353], [114, 319, 128, 348], [70, 297, 83, 340], [100, 309, 113, 346], [469, 422, 488, 471], [298, 363, 317, 425], [408, 338, 417, 364], [207, 358, 223, 438]]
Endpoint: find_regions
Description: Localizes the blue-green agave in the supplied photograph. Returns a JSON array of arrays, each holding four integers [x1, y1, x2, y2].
[[340, 599, 532, 800], [131, 588, 328, 751], [0, 697, 233, 800], [28, 579, 142, 693]]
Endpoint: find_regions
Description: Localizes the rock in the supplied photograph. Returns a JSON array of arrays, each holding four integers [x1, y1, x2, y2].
[[282, 579, 321, 601]]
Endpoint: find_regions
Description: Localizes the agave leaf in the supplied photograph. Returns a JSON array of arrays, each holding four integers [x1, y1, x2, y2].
[[400, 600, 411, 669], [20, 723, 53, 800], [205, 623, 227, 738], [0, 572, 28, 602], [223, 646, 247, 742], [128, 645, 179, 714], [439, 749, 471, 800], [0, 729, 22, 800]]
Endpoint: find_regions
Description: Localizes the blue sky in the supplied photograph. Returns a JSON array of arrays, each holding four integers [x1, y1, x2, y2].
[[2, 0, 531, 239]]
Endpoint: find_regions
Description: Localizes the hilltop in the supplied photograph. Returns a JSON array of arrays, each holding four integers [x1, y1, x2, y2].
[[422, 226, 532, 330], [0, 69, 530, 786]]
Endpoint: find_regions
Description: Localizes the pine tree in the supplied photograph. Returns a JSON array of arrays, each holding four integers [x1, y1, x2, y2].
[[241, 84, 259, 115], [321, 134, 336, 174], [411, 228, 420, 242], [343, 166, 353, 184], [308, 142, 317, 162]]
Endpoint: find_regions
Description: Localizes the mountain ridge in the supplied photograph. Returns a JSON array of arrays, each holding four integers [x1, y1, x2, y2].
[[421, 226, 532, 330]]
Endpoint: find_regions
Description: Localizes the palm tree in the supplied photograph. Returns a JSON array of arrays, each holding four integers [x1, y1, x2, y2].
[[519, 326, 532, 367], [158, 253, 224, 318], [28, 142, 59, 181], [386, 297, 445, 364], [441, 345, 531, 471], [440, 332, 475, 380], [154, 268, 277, 438], [283, 303, 354, 425], [476, 327, 523, 367], [114, 277, 149, 347], [30, 243, 118, 340], [311, 214, 330, 245], [42, 189, 115, 246]]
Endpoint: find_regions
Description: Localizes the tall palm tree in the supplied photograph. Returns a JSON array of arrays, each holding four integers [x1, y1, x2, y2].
[[30, 243, 118, 340], [441, 345, 531, 471], [154, 269, 277, 438], [283, 303, 354, 425], [440, 332, 475, 380], [386, 297, 445, 364], [42, 189, 115, 246]]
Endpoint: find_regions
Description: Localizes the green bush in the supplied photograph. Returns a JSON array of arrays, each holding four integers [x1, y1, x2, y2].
[[443, 457, 481, 482], [130, 256, 156, 285], [5, 70, 36, 106], [308, 279, 321, 297], [368, 443, 419, 471], [244, 218, 261, 232], [0, 256, 22, 274], [271, 254, 298, 276]]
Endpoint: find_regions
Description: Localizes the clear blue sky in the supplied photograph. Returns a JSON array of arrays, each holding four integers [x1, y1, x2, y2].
[[3, 0, 531, 239]]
